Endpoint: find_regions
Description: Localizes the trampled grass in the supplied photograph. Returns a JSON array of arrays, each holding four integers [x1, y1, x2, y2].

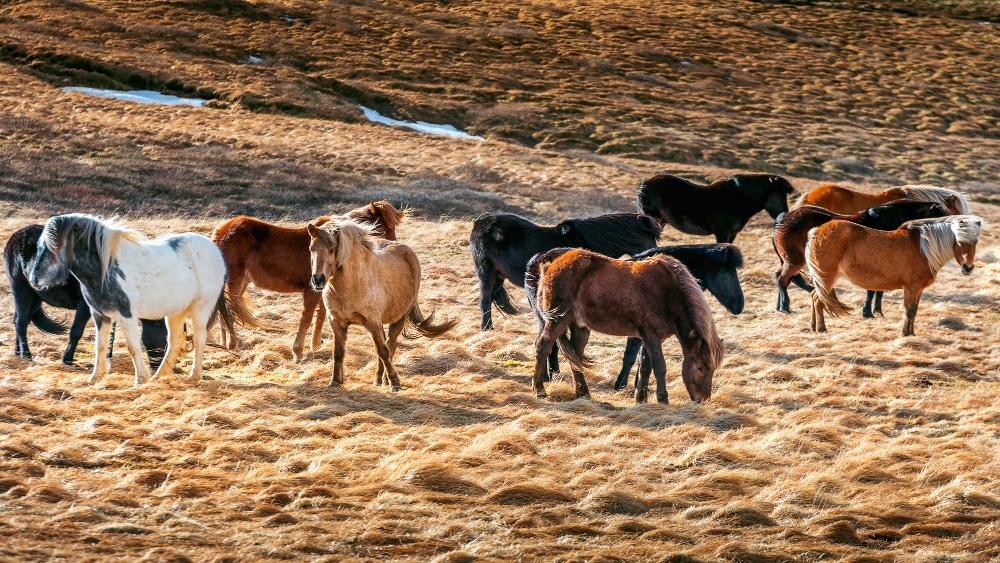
[[1, 1, 1000, 561]]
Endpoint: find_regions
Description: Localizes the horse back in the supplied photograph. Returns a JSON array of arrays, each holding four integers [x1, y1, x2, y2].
[[810, 221, 930, 290]]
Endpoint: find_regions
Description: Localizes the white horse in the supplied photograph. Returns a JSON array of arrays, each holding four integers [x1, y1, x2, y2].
[[29, 214, 240, 386]]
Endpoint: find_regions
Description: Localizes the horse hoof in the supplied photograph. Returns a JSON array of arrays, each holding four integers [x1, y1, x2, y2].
[[535, 391, 547, 399], [863, 312, 873, 319], [389, 386, 402, 393]]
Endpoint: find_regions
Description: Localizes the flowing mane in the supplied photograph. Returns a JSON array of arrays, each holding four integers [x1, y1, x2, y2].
[[899, 185, 971, 215], [906, 215, 984, 274], [318, 219, 377, 270], [42, 213, 146, 283], [662, 257, 725, 372]]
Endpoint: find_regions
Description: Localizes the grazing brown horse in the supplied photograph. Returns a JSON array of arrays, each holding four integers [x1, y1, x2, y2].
[[212, 201, 405, 360], [773, 200, 950, 314], [528, 249, 724, 404], [806, 215, 984, 336], [797, 184, 970, 215], [307, 219, 456, 390]]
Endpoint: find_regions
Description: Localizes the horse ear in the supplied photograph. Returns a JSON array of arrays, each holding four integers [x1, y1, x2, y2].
[[306, 223, 320, 238], [946, 194, 958, 208]]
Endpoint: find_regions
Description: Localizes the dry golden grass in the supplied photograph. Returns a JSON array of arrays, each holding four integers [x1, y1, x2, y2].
[[2, 1, 1000, 561]]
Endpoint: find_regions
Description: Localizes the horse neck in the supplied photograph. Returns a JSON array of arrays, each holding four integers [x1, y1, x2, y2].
[[328, 237, 376, 286]]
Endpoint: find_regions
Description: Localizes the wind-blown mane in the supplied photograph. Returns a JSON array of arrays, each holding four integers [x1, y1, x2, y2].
[[906, 215, 984, 274], [564, 213, 663, 257], [664, 258, 725, 373], [732, 175, 794, 206], [320, 220, 377, 269], [899, 185, 971, 215], [42, 213, 146, 283]]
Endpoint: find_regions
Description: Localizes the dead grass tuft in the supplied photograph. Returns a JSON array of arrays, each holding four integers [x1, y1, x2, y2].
[[487, 484, 575, 506]]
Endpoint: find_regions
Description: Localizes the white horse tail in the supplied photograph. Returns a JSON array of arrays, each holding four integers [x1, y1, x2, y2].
[[406, 303, 458, 338], [805, 228, 852, 317]]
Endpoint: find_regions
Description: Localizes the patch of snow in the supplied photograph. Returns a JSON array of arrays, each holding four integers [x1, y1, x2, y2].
[[63, 87, 207, 107], [280, 15, 298, 22], [680, 61, 692, 65], [359, 105, 484, 141], [247, 55, 265, 64]]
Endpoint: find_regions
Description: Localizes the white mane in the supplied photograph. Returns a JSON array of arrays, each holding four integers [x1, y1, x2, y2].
[[905, 215, 984, 274], [899, 185, 971, 214]]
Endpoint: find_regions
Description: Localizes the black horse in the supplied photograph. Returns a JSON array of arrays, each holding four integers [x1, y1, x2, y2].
[[772, 200, 951, 317], [4, 224, 168, 367], [471, 212, 662, 331], [637, 174, 796, 243], [525, 244, 744, 389]]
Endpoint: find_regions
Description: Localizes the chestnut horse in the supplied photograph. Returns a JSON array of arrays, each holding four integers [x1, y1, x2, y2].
[[528, 248, 724, 404], [797, 184, 970, 215], [212, 201, 404, 360], [806, 215, 984, 336], [773, 200, 950, 315], [307, 219, 456, 390], [637, 173, 795, 243]]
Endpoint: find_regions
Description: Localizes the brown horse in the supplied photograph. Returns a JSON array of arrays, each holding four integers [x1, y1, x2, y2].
[[212, 201, 405, 360], [528, 248, 724, 404], [797, 184, 970, 215], [307, 219, 456, 390], [806, 215, 984, 336]]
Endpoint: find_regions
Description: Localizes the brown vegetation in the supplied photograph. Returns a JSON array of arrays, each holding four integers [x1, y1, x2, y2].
[[1, 0, 1000, 561]]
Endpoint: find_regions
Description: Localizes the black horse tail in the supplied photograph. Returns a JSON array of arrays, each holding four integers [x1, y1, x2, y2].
[[492, 283, 519, 316], [213, 290, 238, 341], [789, 273, 814, 292], [406, 304, 458, 338], [557, 328, 593, 370], [31, 308, 68, 335]]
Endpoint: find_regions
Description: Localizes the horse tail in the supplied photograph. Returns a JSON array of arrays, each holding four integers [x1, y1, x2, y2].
[[213, 289, 237, 341], [224, 290, 275, 331], [667, 259, 724, 373], [30, 308, 68, 335], [805, 228, 852, 317], [406, 303, 458, 339], [557, 329, 593, 370], [492, 283, 519, 315]]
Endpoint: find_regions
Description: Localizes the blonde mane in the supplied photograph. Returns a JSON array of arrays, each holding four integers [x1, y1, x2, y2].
[[899, 185, 971, 214], [320, 219, 377, 269], [905, 215, 984, 274], [44, 213, 146, 283]]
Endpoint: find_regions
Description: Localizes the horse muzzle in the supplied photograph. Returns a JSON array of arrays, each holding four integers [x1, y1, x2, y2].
[[311, 274, 327, 290], [962, 264, 975, 275]]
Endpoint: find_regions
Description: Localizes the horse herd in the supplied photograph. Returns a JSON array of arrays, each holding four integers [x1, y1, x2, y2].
[[4, 175, 986, 404]]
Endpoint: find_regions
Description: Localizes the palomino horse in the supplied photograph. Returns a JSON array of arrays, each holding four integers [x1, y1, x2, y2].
[[28, 214, 250, 386], [470, 212, 662, 331], [637, 173, 796, 243], [5, 224, 167, 366], [527, 248, 724, 404], [797, 184, 970, 215], [773, 200, 950, 315], [213, 200, 405, 360], [806, 215, 984, 336], [307, 219, 456, 391]]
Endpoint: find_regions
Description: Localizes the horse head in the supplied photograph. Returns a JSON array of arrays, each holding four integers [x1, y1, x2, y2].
[[681, 333, 722, 402], [762, 175, 796, 219], [29, 215, 82, 290], [953, 216, 984, 275]]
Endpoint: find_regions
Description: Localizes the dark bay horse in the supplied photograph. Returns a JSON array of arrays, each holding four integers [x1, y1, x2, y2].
[[773, 200, 951, 316], [307, 220, 456, 390], [525, 244, 743, 389], [212, 200, 405, 361], [528, 249, 724, 404], [5, 224, 167, 367], [806, 215, 983, 336], [470, 212, 662, 331], [637, 173, 796, 243], [797, 184, 970, 215]]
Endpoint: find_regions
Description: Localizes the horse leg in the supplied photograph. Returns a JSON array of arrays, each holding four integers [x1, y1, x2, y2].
[[478, 271, 499, 331], [329, 318, 349, 386], [153, 316, 187, 380], [810, 291, 827, 332], [372, 324, 389, 387], [115, 318, 150, 386], [187, 309, 213, 383], [862, 290, 875, 319], [222, 273, 248, 350], [615, 337, 642, 390], [365, 319, 400, 391], [547, 342, 560, 381], [902, 286, 924, 337], [292, 289, 321, 362], [716, 232, 736, 244], [12, 298, 35, 359], [874, 291, 884, 316], [383, 318, 407, 387], [643, 339, 669, 404], [533, 319, 568, 399], [86, 312, 113, 385], [62, 301, 92, 365], [568, 326, 591, 399], [311, 297, 326, 353], [635, 346, 653, 404], [140, 318, 168, 370]]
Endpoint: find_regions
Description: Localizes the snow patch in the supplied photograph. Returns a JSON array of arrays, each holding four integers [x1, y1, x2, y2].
[[359, 105, 484, 141], [63, 87, 207, 107]]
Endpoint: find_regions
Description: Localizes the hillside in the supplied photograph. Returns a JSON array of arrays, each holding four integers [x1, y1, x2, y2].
[[2, 1, 1000, 562]]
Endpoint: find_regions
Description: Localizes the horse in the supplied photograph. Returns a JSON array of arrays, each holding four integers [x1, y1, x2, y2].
[[470, 212, 662, 333], [527, 248, 724, 404], [307, 219, 457, 391], [212, 200, 405, 361], [4, 224, 168, 367], [797, 184, 970, 215], [773, 200, 951, 316], [636, 173, 796, 243], [524, 244, 743, 389], [28, 214, 249, 386], [805, 215, 984, 336]]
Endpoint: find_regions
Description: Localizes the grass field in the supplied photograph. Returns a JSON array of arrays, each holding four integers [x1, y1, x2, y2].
[[2, 1, 1000, 561]]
